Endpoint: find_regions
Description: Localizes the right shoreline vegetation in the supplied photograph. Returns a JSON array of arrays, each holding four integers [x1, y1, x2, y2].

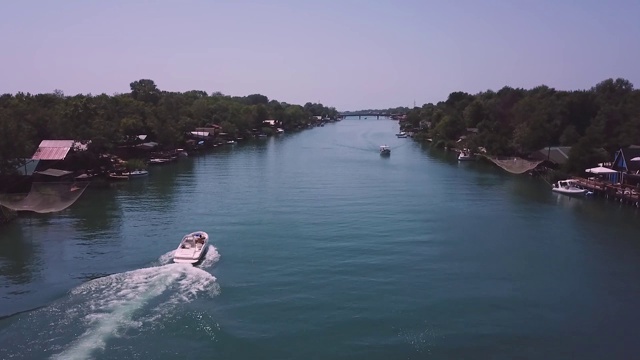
[[398, 78, 639, 178]]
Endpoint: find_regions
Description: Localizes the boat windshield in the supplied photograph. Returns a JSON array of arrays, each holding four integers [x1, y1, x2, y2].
[[182, 236, 195, 245]]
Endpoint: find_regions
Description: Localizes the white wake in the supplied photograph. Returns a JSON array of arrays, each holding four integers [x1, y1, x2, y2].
[[50, 246, 220, 360]]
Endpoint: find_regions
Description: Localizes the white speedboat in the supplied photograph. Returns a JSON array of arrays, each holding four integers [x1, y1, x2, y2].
[[396, 132, 408, 138], [380, 145, 391, 156], [552, 180, 588, 195], [173, 231, 209, 264]]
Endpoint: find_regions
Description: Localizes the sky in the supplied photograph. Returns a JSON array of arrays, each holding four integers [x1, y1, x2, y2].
[[1, 0, 639, 110]]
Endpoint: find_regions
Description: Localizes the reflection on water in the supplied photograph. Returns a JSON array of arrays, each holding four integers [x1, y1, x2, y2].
[[67, 187, 121, 234], [0, 224, 42, 287]]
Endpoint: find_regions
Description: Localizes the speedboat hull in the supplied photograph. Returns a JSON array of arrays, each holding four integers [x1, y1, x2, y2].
[[552, 187, 588, 195], [552, 180, 588, 196], [174, 231, 209, 264]]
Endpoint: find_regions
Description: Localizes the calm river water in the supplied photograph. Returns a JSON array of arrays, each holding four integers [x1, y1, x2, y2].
[[1, 118, 640, 359]]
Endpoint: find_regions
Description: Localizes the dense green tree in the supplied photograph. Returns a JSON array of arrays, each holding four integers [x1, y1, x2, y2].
[[404, 78, 640, 170], [0, 79, 337, 175], [130, 79, 161, 105]]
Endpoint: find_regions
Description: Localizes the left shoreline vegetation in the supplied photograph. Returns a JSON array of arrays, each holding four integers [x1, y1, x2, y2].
[[0, 79, 340, 188]]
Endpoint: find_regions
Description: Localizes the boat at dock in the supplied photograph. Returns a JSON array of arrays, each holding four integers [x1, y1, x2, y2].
[[107, 170, 149, 180], [173, 231, 209, 264], [396, 132, 408, 138], [148, 158, 173, 165], [552, 180, 589, 196], [458, 149, 475, 161], [380, 145, 391, 156], [124, 170, 149, 178]]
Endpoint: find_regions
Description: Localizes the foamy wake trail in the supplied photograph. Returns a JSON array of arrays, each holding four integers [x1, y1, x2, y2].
[[50, 248, 220, 360]]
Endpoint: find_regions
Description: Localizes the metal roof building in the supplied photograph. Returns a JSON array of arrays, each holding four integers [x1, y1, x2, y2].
[[31, 140, 90, 160]]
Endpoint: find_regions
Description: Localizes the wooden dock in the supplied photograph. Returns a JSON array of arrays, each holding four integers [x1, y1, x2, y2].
[[572, 177, 640, 207]]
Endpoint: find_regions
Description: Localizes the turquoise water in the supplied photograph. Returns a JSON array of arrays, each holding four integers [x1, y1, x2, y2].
[[2, 118, 640, 359]]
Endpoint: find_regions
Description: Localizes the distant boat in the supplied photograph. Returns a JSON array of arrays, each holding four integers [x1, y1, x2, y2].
[[380, 145, 391, 156], [227, 140, 236, 144], [148, 158, 173, 165], [552, 180, 588, 196], [458, 150, 475, 161], [107, 170, 148, 180], [107, 172, 129, 181], [75, 173, 97, 181], [276, 128, 285, 134], [175, 149, 188, 157], [396, 131, 408, 138], [174, 231, 209, 264], [123, 170, 149, 178]]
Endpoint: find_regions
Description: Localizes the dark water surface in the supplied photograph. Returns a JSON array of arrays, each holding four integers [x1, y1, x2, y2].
[[1, 118, 640, 359]]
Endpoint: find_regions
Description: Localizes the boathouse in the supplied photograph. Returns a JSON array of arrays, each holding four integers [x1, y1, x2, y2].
[[611, 146, 640, 186], [531, 146, 572, 166]]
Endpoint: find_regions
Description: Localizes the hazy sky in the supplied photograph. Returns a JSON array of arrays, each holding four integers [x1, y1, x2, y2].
[[1, 0, 639, 110]]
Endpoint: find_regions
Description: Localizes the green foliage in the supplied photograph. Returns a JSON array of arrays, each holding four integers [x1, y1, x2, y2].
[[407, 78, 640, 171], [563, 138, 609, 174], [125, 158, 147, 170], [0, 80, 337, 175]]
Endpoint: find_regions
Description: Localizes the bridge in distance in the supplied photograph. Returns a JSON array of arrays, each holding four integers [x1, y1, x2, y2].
[[338, 112, 404, 120]]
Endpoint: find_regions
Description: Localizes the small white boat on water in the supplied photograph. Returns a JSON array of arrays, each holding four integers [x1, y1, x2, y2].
[[173, 231, 209, 264], [124, 170, 149, 178], [458, 150, 475, 161], [148, 158, 173, 165], [552, 180, 588, 196], [396, 131, 408, 138], [380, 145, 391, 156]]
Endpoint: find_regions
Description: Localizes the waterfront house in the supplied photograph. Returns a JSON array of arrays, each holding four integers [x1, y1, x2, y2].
[[195, 124, 222, 136], [530, 146, 572, 166], [31, 140, 90, 161], [611, 146, 640, 185], [31, 140, 91, 174]]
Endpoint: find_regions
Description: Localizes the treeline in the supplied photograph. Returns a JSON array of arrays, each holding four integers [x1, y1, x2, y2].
[[402, 78, 640, 173], [0, 79, 339, 175]]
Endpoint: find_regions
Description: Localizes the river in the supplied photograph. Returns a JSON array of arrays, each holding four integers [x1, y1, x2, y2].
[[1, 117, 640, 359]]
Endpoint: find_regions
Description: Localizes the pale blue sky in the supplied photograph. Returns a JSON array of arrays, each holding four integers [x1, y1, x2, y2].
[[1, 0, 639, 110]]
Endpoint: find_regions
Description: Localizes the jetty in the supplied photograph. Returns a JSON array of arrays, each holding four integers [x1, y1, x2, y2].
[[570, 177, 640, 207]]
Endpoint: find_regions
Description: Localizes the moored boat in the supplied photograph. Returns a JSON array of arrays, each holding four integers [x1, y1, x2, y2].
[[124, 170, 149, 178], [396, 131, 408, 138], [458, 150, 475, 161], [552, 180, 588, 196], [107, 172, 129, 181], [148, 158, 173, 165], [173, 231, 209, 264]]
